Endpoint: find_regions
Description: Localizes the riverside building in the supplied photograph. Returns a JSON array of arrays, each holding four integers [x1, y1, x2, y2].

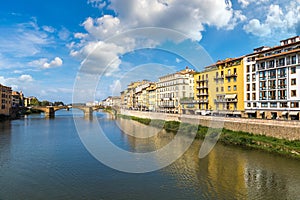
[[157, 67, 195, 114], [245, 36, 300, 120], [0, 84, 12, 116]]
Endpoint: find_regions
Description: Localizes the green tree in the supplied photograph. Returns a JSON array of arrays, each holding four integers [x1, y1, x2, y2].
[[53, 101, 64, 106], [29, 98, 40, 106]]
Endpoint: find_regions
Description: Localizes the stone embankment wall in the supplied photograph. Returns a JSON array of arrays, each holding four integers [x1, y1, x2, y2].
[[121, 110, 300, 141]]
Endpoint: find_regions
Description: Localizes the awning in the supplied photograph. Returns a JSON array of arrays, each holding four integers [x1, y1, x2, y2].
[[245, 110, 256, 114], [281, 111, 287, 115], [289, 112, 299, 116], [225, 94, 237, 99]]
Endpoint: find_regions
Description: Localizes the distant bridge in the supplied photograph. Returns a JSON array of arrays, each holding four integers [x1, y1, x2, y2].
[[28, 105, 103, 118]]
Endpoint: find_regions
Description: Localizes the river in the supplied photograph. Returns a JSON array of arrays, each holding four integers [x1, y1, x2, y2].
[[0, 110, 299, 199]]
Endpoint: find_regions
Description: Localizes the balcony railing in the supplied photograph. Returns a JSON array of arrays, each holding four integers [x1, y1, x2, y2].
[[197, 93, 209, 97], [213, 76, 224, 80], [214, 99, 226, 103], [196, 86, 208, 89], [225, 73, 237, 78], [196, 79, 208, 83]]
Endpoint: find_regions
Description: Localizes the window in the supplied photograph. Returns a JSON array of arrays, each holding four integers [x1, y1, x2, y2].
[[247, 84, 250, 91], [292, 55, 297, 64], [246, 65, 250, 73], [280, 102, 288, 108], [291, 90, 297, 97], [233, 85, 237, 91], [259, 71, 266, 80], [270, 102, 277, 108], [291, 67, 296, 74], [227, 69, 231, 76], [247, 74, 250, 82], [279, 58, 285, 66], [253, 103, 257, 107], [221, 87, 224, 92], [252, 93, 256, 100], [247, 93, 250, 100], [252, 64, 256, 72], [291, 78, 296, 85], [269, 91, 276, 100], [268, 60, 274, 68], [234, 68, 237, 74], [269, 70, 276, 79], [216, 87, 219, 92], [278, 68, 286, 77], [233, 77, 237, 82], [206, 74, 208, 79], [260, 91, 267, 100], [291, 102, 299, 108], [228, 86, 231, 91], [261, 103, 268, 108], [252, 74, 256, 81], [247, 103, 251, 107], [252, 83, 256, 90]]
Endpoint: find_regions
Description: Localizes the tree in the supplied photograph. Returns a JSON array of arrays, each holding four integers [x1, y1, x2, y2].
[[29, 98, 40, 106], [53, 101, 65, 106], [41, 100, 52, 106]]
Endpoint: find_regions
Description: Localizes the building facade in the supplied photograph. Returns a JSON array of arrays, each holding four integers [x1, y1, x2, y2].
[[246, 36, 300, 120], [0, 84, 12, 116], [157, 67, 195, 113]]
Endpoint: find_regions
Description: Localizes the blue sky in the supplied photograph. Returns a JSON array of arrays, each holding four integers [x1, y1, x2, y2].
[[0, 0, 299, 103]]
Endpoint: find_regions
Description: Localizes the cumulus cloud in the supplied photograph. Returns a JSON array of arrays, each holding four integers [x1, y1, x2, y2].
[[0, 74, 34, 90], [29, 57, 63, 69], [243, 1, 300, 37], [43, 57, 63, 69], [71, 0, 245, 76]]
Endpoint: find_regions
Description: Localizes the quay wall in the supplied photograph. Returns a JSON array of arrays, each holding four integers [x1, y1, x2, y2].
[[120, 110, 300, 141]]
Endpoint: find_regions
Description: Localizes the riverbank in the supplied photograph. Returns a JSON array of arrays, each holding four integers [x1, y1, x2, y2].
[[118, 113, 300, 159]]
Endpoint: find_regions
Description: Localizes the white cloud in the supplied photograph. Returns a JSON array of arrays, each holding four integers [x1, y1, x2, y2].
[[0, 74, 34, 90], [58, 27, 71, 41], [71, 0, 245, 76], [0, 21, 51, 57], [175, 58, 182, 63], [29, 57, 63, 69], [42, 25, 55, 33], [43, 57, 63, 69], [238, 0, 269, 8], [243, 1, 300, 37]]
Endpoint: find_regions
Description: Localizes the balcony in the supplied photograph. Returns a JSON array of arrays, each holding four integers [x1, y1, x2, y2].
[[225, 73, 237, 78], [278, 74, 287, 78], [214, 99, 226, 103], [196, 85, 208, 89], [197, 93, 209, 97], [214, 76, 224, 81], [196, 79, 208, 83], [278, 85, 287, 89]]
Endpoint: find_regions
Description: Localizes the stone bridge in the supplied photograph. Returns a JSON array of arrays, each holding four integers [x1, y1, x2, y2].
[[29, 105, 103, 118]]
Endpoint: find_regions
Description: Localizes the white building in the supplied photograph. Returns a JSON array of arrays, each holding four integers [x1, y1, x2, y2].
[[244, 36, 300, 120], [156, 67, 195, 113]]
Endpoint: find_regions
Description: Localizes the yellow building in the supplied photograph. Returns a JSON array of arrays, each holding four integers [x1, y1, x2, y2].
[[194, 66, 217, 114], [222, 57, 244, 114], [146, 83, 157, 111]]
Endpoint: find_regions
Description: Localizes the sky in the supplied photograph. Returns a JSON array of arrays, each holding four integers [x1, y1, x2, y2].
[[0, 0, 299, 103]]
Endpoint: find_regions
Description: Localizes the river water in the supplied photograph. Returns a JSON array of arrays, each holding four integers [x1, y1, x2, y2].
[[0, 110, 299, 199]]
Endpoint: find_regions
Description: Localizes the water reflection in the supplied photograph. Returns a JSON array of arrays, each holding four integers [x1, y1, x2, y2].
[[118, 118, 300, 199], [0, 113, 300, 200]]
